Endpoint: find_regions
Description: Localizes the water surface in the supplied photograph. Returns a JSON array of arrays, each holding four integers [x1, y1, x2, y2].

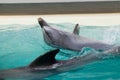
[[0, 23, 120, 79]]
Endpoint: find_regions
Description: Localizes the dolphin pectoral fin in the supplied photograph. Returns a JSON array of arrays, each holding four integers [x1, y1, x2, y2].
[[29, 49, 59, 67], [38, 17, 50, 28], [73, 24, 80, 35]]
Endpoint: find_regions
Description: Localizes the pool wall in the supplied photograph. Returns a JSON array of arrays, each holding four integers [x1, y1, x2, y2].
[[0, 0, 120, 15]]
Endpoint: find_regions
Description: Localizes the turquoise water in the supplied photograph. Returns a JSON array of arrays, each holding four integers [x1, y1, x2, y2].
[[0, 23, 120, 79]]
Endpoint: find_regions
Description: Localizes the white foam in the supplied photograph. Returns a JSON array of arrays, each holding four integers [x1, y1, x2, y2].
[[103, 26, 120, 44]]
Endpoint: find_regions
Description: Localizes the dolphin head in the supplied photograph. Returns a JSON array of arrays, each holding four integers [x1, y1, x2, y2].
[[38, 17, 61, 47], [43, 26, 61, 47]]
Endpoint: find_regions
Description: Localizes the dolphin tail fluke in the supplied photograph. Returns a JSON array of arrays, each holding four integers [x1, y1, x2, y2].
[[38, 17, 50, 28], [73, 24, 80, 35]]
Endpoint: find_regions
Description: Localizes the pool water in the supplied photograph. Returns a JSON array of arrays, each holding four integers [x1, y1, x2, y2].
[[0, 23, 120, 80]]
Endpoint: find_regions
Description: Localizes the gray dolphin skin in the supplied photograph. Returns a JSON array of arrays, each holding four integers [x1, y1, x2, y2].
[[0, 49, 60, 80], [38, 18, 113, 51], [0, 47, 120, 80], [73, 24, 80, 35]]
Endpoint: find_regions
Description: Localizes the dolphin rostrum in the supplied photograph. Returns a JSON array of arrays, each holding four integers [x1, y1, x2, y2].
[[38, 18, 113, 51], [0, 47, 120, 80]]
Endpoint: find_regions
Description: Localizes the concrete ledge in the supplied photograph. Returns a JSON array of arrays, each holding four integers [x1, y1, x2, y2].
[[0, 1, 120, 15]]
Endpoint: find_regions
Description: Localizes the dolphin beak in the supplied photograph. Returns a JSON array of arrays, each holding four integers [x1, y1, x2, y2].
[[38, 17, 50, 28], [38, 18, 44, 28]]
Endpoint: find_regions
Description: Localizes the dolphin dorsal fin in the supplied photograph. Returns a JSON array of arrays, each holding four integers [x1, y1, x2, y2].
[[73, 24, 80, 35], [38, 17, 50, 28], [29, 49, 59, 67]]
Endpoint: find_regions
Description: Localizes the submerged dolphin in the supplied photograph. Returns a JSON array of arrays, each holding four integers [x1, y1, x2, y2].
[[38, 18, 113, 51], [0, 47, 120, 80]]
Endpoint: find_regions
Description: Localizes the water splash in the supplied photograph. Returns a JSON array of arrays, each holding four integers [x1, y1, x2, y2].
[[103, 26, 120, 44], [0, 23, 120, 80]]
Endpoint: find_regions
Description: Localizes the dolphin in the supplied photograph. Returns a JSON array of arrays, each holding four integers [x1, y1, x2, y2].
[[0, 49, 60, 80], [38, 18, 113, 51], [73, 24, 80, 35], [0, 47, 120, 80]]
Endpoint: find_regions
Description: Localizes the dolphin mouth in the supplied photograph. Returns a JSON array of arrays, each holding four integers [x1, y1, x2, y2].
[[42, 27, 50, 37], [42, 26, 54, 40], [42, 28, 53, 45], [43, 28, 51, 38]]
